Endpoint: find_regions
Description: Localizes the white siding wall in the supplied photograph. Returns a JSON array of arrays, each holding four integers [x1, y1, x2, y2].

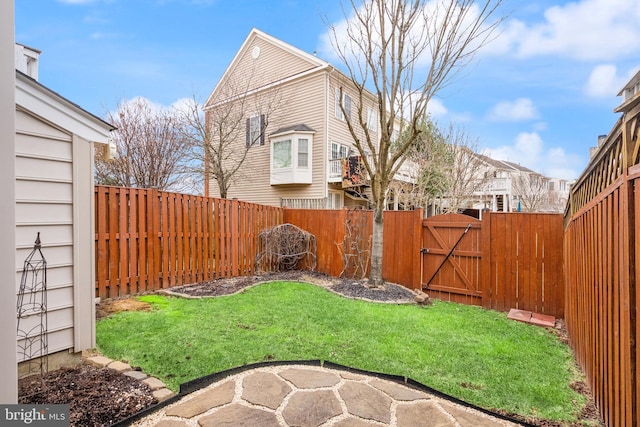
[[15, 109, 76, 360]]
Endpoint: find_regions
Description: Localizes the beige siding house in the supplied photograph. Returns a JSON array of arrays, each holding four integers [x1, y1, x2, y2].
[[14, 47, 114, 372], [204, 28, 382, 209]]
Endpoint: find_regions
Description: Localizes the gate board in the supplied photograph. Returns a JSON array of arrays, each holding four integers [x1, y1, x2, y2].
[[421, 213, 482, 306]]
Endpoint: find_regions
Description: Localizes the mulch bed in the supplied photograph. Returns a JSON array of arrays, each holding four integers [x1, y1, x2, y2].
[[20, 271, 603, 426], [18, 364, 156, 427]]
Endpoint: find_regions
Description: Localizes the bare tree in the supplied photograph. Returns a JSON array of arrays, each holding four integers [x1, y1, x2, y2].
[[95, 97, 195, 192], [513, 173, 549, 212], [439, 126, 489, 213], [197, 75, 282, 199], [328, 0, 503, 285]]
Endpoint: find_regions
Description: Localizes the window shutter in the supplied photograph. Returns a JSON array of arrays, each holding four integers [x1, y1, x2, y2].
[[246, 118, 251, 147], [259, 114, 265, 145]]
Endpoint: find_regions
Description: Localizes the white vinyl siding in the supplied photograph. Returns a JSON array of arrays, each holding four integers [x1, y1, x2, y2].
[[15, 110, 75, 361]]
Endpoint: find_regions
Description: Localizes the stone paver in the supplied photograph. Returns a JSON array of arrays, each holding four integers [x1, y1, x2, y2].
[[165, 381, 235, 418], [85, 355, 112, 368], [128, 364, 520, 427], [198, 404, 280, 427], [370, 378, 430, 401], [242, 371, 291, 409], [282, 390, 342, 427], [339, 381, 392, 424], [440, 401, 506, 427], [153, 388, 175, 402], [123, 370, 148, 381], [279, 367, 340, 388], [331, 417, 377, 427], [108, 361, 132, 372], [143, 376, 168, 391], [396, 401, 455, 427], [153, 420, 189, 427]]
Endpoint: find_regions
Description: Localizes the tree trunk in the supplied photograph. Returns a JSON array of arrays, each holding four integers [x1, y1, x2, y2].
[[369, 200, 385, 287]]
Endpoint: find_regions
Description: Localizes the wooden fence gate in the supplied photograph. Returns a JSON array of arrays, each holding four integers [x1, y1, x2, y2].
[[421, 213, 482, 306], [421, 214, 482, 305], [421, 212, 564, 317]]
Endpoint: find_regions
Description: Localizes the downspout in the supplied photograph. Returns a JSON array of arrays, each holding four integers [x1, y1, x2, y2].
[[325, 67, 335, 201]]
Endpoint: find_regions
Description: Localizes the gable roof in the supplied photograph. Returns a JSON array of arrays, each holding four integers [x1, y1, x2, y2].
[[270, 124, 316, 136], [15, 70, 114, 144], [205, 28, 330, 109]]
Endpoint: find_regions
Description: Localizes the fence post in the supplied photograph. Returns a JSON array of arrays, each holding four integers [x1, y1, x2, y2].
[[480, 210, 491, 309], [411, 208, 423, 290], [231, 198, 240, 276]]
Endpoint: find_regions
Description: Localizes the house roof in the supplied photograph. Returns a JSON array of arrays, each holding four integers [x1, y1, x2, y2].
[[475, 153, 510, 169], [270, 124, 316, 136], [502, 160, 536, 174], [16, 70, 115, 143]]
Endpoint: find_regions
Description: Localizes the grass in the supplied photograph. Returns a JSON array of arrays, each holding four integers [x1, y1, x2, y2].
[[96, 281, 584, 422]]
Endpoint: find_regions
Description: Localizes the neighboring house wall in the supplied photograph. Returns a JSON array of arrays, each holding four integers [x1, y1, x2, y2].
[[1, 0, 17, 403], [205, 28, 403, 210], [208, 72, 329, 206]]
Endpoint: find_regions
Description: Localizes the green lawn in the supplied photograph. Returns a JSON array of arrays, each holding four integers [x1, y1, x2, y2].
[[96, 281, 584, 422]]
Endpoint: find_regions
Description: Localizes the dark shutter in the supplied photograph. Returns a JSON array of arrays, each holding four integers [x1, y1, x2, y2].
[[259, 114, 265, 145], [246, 118, 251, 147]]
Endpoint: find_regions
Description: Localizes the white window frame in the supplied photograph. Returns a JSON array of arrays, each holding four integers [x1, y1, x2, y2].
[[269, 130, 314, 185], [335, 88, 352, 121], [327, 189, 343, 209], [272, 139, 292, 169], [298, 138, 309, 168], [367, 107, 378, 131], [247, 114, 264, 147], [331, 142, 350, 160]]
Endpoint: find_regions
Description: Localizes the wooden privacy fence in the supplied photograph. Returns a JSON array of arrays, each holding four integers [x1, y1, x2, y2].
[[563, 98, 640, 426], [283, 208, 564, 317], [282, 208, 422, 287], [95, 186, 282, 299], [420, 212, 564, 317]]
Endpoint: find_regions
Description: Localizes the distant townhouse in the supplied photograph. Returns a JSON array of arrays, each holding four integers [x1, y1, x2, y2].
[[204, 28, 408, 210], [430, 152, 570, 215]]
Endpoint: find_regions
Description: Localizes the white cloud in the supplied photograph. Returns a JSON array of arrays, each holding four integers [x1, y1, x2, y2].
[[485, 132, 581, 180], [584, 64, 640, 98], [427, 99, 448, 118], [493, 0, 640, 61], [318, 1, 502, 72], [486, 98, 539, 122]]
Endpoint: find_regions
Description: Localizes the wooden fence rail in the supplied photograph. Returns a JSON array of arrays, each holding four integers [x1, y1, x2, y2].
[[95, 186, 282, 299]]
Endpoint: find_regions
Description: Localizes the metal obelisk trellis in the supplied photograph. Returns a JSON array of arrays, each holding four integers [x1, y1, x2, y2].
[[16, 232, 49, 378]]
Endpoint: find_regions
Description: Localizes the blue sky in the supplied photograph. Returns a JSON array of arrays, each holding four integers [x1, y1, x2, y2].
[[15, 0, 640, 181]]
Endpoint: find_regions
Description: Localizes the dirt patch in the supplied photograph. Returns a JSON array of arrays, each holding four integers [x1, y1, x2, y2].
[[97, 298, 152, 320]]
